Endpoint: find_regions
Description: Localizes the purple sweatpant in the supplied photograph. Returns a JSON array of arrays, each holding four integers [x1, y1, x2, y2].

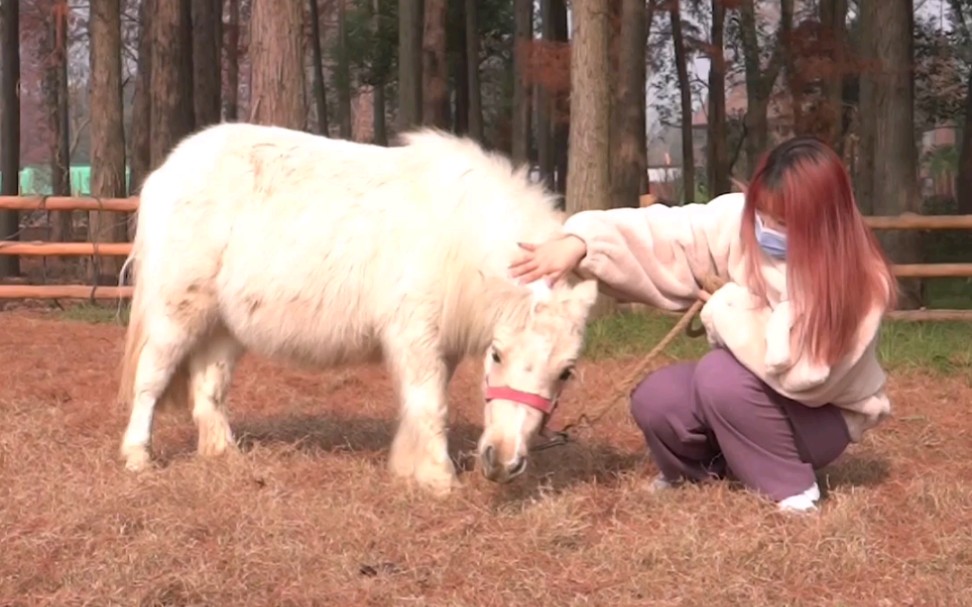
[[629, 347, 850, 501]]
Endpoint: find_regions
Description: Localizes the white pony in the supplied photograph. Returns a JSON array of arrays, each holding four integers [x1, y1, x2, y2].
[[117, 122, 599, 495]]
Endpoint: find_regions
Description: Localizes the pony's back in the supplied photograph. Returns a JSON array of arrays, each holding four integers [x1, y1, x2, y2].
[[126, 123, 564, 367]]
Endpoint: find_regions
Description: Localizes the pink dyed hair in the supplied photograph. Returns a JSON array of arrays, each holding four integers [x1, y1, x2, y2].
[[739, 137, 898, 366]]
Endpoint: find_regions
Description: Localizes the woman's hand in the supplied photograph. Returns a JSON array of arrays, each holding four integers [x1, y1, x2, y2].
[[508, 235, 588, 286]]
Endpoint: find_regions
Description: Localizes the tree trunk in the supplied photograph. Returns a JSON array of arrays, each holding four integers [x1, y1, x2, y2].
[[308, 0, 329, 135], [779, 0, 800, 134], [860, 0, 922, 308], [422, 0, 449, 128], [374, 84, 387, 144], [130, 0, 153, 194], [398, 0, 423, 132], [707, 0, 729, 195], [511, 0, 532, 165], [250, 0, 306, 129], [820, 0, 847, 149], [453, 0, 469, 135], [549, 0, 569, 196], [335, 0, 352, 138], [225, 0, 240, 121], [957, 74, 972, 215], [44, 0, 73, 245], [537, 0, 555, 189], [88, 0, 129, 285], [0, 0, 21, 278], [567, 0, 612, 315], [856, 0, 876, 215], [464, 0, 482, 141], [179, 0, 194, 130], [739, 0, 785, 176], [192, 0, 222, 129], [371, 0, 388, 145], [610, 0, 648, 208], [671, 1, 694, 202], [149, 0, 194, 168], [566, 0, 610, 213]]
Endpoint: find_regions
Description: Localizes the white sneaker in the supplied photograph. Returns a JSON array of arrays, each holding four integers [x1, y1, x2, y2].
[[645, 473, 679, 493], [777, 482, 821, 513]]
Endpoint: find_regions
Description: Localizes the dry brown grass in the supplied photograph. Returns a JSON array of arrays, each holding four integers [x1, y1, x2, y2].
[[2, 309, 971, 606]]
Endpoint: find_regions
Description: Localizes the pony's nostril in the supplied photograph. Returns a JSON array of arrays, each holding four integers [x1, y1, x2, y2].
[[508, 456, 527, 478], [482, 445, 496, 468]]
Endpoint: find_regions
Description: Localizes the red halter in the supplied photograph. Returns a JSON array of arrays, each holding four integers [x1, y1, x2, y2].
[[484, 384, 556, 415]]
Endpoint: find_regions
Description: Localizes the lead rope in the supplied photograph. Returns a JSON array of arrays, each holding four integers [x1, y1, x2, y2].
[[530, 274, 727, 452]]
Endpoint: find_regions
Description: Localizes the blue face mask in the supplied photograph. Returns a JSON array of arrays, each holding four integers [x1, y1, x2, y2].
[[755, 214, 787, 260]]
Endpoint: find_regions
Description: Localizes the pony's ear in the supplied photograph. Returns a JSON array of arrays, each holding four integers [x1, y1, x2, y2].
[[563, 279, 599, 322], [526, 279, 553, 302], [525, 278, 554, 314]]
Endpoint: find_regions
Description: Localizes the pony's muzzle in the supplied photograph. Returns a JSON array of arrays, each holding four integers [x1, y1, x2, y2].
[[479, 445, 528, 483]]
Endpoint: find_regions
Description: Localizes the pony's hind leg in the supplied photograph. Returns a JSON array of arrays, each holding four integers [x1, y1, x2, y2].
[[120, 317, 197, 472], [189, 327, 243, 458], [385, 334, 460, 495]]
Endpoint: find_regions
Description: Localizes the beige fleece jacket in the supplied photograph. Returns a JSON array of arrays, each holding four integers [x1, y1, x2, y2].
[[561, 192, 891, 441]]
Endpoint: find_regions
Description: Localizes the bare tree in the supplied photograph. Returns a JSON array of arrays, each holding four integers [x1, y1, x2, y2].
[[536, 0, 555, 190], [0, 0, 22, 278], [464, 0, 482, 141], [859, 0, 922, 308], [566, 0, 610, 214], [739, 0, 788, 175], [945, 0, 970, 213], [820, 0, 848, 150], [250, 0, 306, 128], [707, 0, 730, 195], [422, 0, 449, 128], [511, 0, 532, 165], [671, 0, 694, 202], [42, 0, 73, 245], [536, 0, 568, 195], [610, 0, 649, 208], [192, 0, 222, 128], [367, 0, 392, 145], [959, 72, 972, 214], [567, 0, 612, 315], [779, 0, 800, 133], [149, 0, 194, 168], [224, 0, 240, 121], [454, 0, 469, 135], [308, 0, 329, 135], [397, 0, 423, 132], [89, 0, 129, 284], [335, 0, 352, 138], [130, 0, 153, 193]]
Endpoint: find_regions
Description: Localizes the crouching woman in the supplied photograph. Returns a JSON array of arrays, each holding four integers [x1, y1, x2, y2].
[[509, 137, 897, 513]]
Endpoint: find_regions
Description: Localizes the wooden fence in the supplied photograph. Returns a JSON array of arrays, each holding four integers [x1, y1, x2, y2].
[[2, 194, 971, 321]]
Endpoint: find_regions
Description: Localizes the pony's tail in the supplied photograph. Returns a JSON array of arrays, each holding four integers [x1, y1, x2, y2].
[[116, 208, 193, 416]]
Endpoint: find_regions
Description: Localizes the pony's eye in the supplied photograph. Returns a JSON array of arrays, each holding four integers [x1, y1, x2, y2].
[[559, 367, 574, 381]]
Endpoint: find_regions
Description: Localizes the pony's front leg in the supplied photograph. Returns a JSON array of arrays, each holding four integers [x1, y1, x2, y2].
[[386, 346, 460, 496]]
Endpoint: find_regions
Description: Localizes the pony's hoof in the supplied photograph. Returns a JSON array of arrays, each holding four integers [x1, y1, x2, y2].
[[121, 445, 153, 472], [392, 457, 460, 497], [196, 418, 237, 458], [417, 462, 461, 496], [418, 472, 461, 497]]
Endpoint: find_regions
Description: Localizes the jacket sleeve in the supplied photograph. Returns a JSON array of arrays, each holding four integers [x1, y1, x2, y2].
[[561, 192, 746, 311]]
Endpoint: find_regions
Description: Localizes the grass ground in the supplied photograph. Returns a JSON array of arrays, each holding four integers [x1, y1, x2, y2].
[[1, 304, 971, 606]]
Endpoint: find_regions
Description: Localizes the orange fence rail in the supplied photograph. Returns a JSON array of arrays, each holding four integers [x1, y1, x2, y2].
[[2, 195, 971, 320]]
